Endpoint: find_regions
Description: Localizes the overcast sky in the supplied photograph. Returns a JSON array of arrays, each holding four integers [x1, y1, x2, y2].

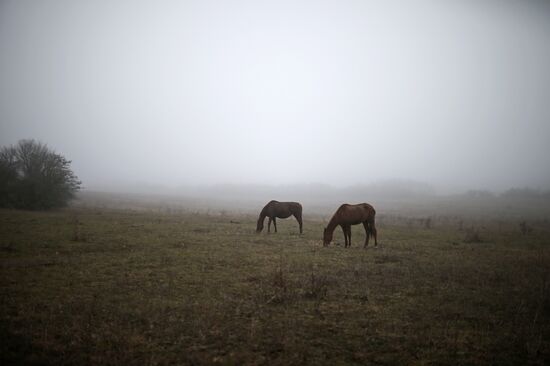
[[1, 0, 549, 192]]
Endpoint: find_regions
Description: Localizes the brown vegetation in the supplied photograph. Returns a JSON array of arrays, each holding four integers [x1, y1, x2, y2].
[[1, 207, 549, 365]]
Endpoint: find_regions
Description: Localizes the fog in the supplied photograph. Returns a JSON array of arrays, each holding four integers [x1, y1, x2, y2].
[[1, 0, 550, 194]]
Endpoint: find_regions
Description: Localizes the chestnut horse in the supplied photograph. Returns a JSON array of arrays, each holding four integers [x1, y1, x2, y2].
[[323, 203, 378, 248], [256, 200, 303, 234]]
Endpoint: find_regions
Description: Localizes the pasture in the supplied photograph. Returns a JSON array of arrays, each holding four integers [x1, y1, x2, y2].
[[1, 206, 549, 365]]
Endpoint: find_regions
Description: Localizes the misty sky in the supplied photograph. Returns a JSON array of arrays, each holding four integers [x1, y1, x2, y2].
[[1, 0, 549, 192]]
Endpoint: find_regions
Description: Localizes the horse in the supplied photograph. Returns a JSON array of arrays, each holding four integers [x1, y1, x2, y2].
[[256, 200, 303, 234], [323, 203, 378, 248]]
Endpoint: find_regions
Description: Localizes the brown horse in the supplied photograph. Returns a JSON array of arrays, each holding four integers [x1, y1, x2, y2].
[[323, 203, 378, 248], [256, 200, 303, 234]]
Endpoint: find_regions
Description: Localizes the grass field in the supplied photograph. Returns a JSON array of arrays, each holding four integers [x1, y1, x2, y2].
[[1, 206, 549, 365]]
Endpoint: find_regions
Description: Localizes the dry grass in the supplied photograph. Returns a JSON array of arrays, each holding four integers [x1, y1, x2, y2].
[[0, 207, 549, 365]]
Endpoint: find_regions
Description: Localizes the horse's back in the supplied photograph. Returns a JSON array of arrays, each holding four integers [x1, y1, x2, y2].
[[337, 203, 360, 213], [272, 201, 301, 211], [360, 203, 375, 214], [279, 201, 302, 216]]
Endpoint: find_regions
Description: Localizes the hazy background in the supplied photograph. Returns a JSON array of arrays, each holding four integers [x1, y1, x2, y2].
[[1, 0, 550, 195]]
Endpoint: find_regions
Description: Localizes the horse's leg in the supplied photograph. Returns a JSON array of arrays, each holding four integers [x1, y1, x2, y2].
[[371, 219, 378, 246], [363, 221, 370, 248], [341, 225, 347, 247], [294, 213, 303, 234], [342, 225, 351, 247], [273, 217, 277, 233], [268, 217, 272, 233]]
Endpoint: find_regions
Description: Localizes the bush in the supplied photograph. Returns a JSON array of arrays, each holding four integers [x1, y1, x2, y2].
[[463, 227, 483, 243], [0, 140, 81, 210]]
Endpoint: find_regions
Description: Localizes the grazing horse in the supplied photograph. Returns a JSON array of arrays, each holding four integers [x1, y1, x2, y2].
[[256, 200, 303, 234], [323, 203, 378, 248]]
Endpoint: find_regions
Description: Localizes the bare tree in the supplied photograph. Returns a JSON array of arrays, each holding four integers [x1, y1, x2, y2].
[[0, 140, 81, 209]]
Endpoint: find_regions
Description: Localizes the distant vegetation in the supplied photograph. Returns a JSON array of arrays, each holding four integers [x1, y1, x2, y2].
[[500, 187, 550, 199], [0, 139, 81, 210], [72, 181, 550, 222], [93, 180, 550, 211]]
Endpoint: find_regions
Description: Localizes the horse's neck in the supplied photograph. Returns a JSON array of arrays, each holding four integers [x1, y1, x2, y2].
[[326, 215, 339, 233], [258, 212, 267, 222]]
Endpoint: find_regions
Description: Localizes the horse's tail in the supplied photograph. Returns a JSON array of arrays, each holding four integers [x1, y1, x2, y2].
[[367, 216, 376, 239], [294, 202, 303, 216]]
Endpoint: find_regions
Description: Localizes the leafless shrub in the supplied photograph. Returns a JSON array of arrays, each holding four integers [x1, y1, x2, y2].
[[519, 221, 533, 235], [463, 227, 483, 243], [424, 217, 432, 229], [266, 268, 288, 305], [305, 272, 328, 300], [71, 215, 86, 242]]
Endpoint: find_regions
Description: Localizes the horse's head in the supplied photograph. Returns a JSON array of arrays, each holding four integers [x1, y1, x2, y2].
[[323, 227, 332, 246], [256, 219, 264, 233]]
